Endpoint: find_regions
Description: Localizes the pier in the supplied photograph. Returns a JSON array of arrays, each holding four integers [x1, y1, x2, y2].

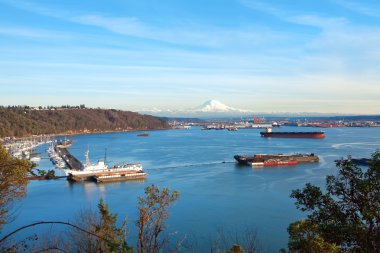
[[55, 147, 83, 170]]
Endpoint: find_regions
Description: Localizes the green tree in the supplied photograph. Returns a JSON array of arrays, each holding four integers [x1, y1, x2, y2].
[[45, 170, 55, 179], [36, 168, 46, 177], [95, 198, 131, 252], [67, 198, 131, 253], [287, 219, 342, 253], [288, 150, 380, 252], [0, 144, 34, 228], [136, 185, 179, 253], [229, 244, 245, 253]]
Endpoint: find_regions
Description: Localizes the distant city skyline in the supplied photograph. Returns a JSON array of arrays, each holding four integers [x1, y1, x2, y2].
[[1, 0, 380, 114]]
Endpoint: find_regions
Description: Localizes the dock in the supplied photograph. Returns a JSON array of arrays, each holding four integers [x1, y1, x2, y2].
[[55, 147, 83, 170], [68, 171, 147, 183]]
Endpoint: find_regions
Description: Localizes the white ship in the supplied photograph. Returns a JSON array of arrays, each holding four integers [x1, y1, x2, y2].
[[66, 150, 147, 182]]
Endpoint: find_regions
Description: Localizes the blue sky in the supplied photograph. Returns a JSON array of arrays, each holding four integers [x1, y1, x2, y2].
[[1, 0, 380, 114]]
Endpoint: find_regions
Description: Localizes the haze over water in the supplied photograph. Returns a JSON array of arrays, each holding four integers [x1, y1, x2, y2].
[[4, 126, 380, 251]]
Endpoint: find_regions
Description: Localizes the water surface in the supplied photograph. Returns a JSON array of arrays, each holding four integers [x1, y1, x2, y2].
[[3, 126, 380, 251]]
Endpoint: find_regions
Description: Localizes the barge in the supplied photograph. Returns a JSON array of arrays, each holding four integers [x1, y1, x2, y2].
[[234, 153, 319, 166]]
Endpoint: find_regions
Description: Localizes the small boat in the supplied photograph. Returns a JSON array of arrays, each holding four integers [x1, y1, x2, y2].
[[137, 133, 149, 137], [56, 139, 73, 148], [30, 156, 41, 162]]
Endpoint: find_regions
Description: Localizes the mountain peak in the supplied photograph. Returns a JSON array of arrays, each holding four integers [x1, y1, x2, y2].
[[194, 99, 246, 113], [138, 99, 251, 117]]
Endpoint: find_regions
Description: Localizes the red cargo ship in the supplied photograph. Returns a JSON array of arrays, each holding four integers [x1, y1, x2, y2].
[[260, 128, 325, 139]]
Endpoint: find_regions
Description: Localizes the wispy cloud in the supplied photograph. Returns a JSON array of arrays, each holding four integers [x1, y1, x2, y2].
[[0, 26, 71, 39], [238, 0, 287, 18], [288, 15, 347, 29], [71, 15, 152, 38], [0, 0, 72, 18], [0, 0, 288, 49], [239, 0, 348, 29], [71, 13, 289, 49], [333, 0, 380, 18]]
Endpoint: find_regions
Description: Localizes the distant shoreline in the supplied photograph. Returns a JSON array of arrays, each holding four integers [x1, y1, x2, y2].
[[0, 127, 170, 142]]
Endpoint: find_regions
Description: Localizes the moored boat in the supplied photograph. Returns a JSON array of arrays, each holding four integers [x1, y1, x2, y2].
[[66, 150, 147, 182], [94, 171, 147, 183]]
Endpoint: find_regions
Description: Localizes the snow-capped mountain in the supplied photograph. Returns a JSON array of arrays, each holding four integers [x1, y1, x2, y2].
[[193, 99, 248, 113], [139, 99, 251, 117]]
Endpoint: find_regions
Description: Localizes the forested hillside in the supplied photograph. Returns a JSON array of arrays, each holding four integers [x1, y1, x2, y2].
[[0, 107, 168, 137]]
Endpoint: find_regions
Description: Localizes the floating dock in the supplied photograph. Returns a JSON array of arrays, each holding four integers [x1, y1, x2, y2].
[[55, 147, 83, 170]]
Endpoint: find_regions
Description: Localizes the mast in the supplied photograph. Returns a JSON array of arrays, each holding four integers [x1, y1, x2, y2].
[[85, 149, 90, 166]]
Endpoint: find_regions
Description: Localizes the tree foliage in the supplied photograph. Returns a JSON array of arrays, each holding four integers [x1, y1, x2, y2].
[[229, 244, 245, 253], [67, 198, 131, 253], [0, 144, 34, 229], [287, 219, 343, 253], [136, 185, 179, 253], [288, 150, 380, 252], [0, 107, 169, 137]]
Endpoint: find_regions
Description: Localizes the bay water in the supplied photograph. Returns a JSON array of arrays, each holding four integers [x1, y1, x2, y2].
[[3, 126, 380, 251]]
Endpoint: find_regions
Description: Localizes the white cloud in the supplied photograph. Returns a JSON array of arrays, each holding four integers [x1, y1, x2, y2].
[[238, 0, 287, 18], [288, 15, 347, 28], [72, 15, 151, 37], [333, 0, 380, 18], [0, 26, 71, 39]]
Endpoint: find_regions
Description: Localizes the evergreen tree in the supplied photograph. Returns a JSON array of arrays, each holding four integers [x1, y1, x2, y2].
[[288, 150, 380, 252], [93, 198, 131, 252]]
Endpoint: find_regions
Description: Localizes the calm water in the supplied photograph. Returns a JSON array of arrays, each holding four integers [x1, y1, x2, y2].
[[3, 126, 380, 251]]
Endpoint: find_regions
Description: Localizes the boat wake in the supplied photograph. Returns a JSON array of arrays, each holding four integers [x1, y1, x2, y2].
[[332, 142, 378, 149], [151, 160, 235, 170]]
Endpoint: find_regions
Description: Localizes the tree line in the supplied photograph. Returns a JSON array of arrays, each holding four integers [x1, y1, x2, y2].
[[0, 107, 169, 138], [4, 105, 86, 110]]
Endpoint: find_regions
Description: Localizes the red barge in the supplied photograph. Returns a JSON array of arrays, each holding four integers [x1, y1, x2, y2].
[[251, 160, 298, 166], [234, 153, 319, 166], [260, 128, 325, 139]]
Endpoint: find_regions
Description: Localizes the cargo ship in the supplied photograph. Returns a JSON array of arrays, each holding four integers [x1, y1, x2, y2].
[[234, 153, 319, 166], [260, 128, 325, 139]]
